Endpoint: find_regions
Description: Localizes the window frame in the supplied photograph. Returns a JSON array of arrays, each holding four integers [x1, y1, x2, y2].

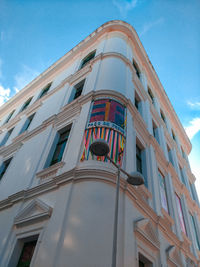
[[4, 110, 15, 124], [48, 126, 71, 167], [132, 59, 141, 79], [39, 83, 52, 99], [0, 157, 12, 181], [0, 127, 14, 146], [21, 97, 33, 112], [175, 193, 187, 235], [80, 50, 96, 69], [147, 87, 154, 104], [69, 79, 85, 103], [158, 170, 169, 213]]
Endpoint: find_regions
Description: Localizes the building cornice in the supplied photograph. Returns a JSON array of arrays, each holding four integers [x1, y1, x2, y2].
[[0, 20, 191, 153]]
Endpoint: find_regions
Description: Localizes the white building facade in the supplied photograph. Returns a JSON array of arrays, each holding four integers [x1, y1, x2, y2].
[[0, 20, 200, 267]]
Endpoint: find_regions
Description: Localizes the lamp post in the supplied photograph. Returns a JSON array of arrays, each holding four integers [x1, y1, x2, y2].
[[89, 139, 144, 267]]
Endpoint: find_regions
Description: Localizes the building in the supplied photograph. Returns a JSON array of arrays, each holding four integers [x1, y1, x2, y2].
[[0, 20, 200, 267]]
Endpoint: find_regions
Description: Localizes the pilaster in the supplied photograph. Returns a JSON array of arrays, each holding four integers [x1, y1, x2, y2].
[[165, 173, 182, 239], [125, 110, 136, 173], [181, 194, 198, 258], [146, 145, 162, 215]]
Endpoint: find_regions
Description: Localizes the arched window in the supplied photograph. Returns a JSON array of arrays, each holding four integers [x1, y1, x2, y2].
[[80, 50, 96, 69]]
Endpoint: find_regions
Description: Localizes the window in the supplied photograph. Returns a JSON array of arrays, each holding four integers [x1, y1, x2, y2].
[[4, 110, 15, 124], [132, 59, 140, 79], [179, 167, 186, 185], [190, 213, 200, 250], [80, 50, 96, 69], [160, 110, 166, 123], [158, 171, 169, 213], [152, 121, 159, 143], [172, 130, 176, 141], [69, 79, 85, 103], [21, 97, 33, 112], [135, 97, 139, 110], [147, 87, 154, 104], [135, 92, 141, 112], [0, 128, 14, 146], [167, 145, 174, 166], [175, 193, 187, 235], [138, 254, 153, 267], [20, 113, 35, 134], [49, 127, 71, 166], [17, 238, 38, 267], [190, 183, 196, 201], [136, 145, 142, 173], [39, 83, 51, 99], [0, 157, 12, 180]]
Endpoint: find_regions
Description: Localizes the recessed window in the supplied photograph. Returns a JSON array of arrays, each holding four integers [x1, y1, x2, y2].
[[135, 92, 141, 111], [0, 128, 14, 146], [179, 167, 186, 186], [152, 121, 159, 142], [160, 110, 166, 123], [69, 79, 85, 103], [167, 145, 174, 166], [4, 110, 15, 124], [49, 127, 71, 166], [190, 183, 196, 201], [17, 238, 38, 267], [0, 157, 12, 180], [158, 171, 169, 213], [132, 59, 140, 79], [80, 50, 96, 69], [175, 193, 187, 235], [136, 145, 142, 173], [138, 253, 153, 267], [172, 130, 176, 141], [20, 113, 35, 134], [190, 213, 200, 250], [39, 83, 51, 99], [21, 97, 33, 112], [147, 87, 154, 104]]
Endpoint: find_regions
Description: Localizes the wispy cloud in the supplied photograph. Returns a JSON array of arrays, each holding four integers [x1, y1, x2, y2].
[[0, 84, 11, 106], [187, 101, 200, 110], [0, 63, 39, 106], [113, 0, 137, 18], [184, 117, 200, 140], [140, 18, 164, 37], [14, 64, 39, 92]]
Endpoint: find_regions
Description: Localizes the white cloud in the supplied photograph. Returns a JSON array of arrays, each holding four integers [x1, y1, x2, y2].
[[0, 84, 11, 106], [14, 64, 39, 91], [113, 0, 137, 17], [184, 117, 200, 140], [140, 18, 164, 37], [187, 101, 200, 110]]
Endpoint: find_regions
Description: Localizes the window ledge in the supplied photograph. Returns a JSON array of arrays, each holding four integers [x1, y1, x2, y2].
[[36, 162, 65, 180]]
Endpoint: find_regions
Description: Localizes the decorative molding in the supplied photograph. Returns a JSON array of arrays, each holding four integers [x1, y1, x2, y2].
[[134, 218, 160, 251], [14, 198, 52, 227], [0, 140, 22, 159], [166, 245, 183, 267], [137, 185, 152, 202], [36, 161, 65, 180]]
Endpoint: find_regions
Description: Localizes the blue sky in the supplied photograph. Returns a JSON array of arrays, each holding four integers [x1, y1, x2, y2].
[[0, 0, 200, 194]]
